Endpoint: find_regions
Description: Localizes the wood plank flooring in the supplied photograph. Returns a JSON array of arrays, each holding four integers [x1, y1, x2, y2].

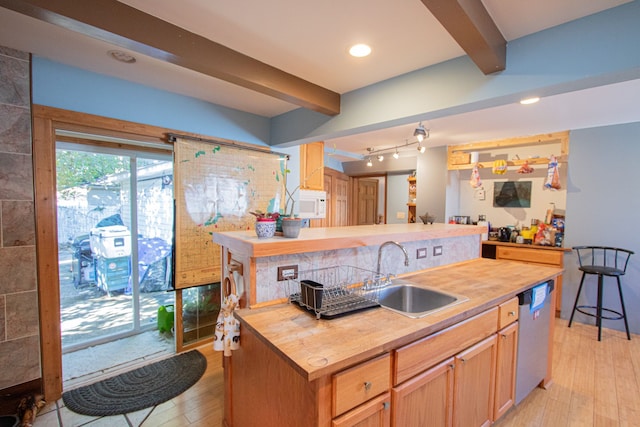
[[494, 319, 640, 427], [34, 319, 640, 426]]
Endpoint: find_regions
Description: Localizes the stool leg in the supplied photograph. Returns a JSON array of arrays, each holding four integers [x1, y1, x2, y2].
[[568, 272, 586, 328], [617, 277, 631, 340], [596, 274, 604, 341]]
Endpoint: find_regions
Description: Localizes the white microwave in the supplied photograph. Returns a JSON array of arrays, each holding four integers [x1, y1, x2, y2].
[[297, 189, 326, 219]]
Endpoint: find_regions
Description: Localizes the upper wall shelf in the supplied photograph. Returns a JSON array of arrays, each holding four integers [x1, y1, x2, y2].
[[447, 131, 570, 171]]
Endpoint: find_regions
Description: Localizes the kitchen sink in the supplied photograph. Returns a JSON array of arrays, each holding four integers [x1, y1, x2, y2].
[[375, 279, 468, 318]]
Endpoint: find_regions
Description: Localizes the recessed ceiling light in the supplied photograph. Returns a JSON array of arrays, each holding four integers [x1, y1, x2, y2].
[[520, 96, 540, 105], [108, 50, 137, 64], [349, 44, 371, 58]]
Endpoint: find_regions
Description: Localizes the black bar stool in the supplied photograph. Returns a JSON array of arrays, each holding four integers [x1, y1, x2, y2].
[[568, 246, 634, 341]]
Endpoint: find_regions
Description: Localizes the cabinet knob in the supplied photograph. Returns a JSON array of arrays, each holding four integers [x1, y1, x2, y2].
[[460, 358, 466, 364], [501, 334, 507, 339], [382, 401, 390, 410], [364, 381, 372, 391], [508, 311, 516, 316]]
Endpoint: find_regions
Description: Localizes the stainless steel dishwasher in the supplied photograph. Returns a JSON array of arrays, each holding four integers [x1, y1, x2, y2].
[[515, 280, 554, 405]]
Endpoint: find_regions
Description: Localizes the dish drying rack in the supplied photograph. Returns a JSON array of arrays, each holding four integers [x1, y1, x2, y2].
[[288, 265, 393, 319]]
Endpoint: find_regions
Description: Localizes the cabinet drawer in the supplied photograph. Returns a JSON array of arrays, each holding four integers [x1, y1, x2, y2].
[[394, 308, 498, 385], [333, 353, 391, 417], [498, 297, 519, 329], [496, 246, 563, 266]]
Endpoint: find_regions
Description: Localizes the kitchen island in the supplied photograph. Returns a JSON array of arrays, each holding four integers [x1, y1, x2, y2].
[[223, 257, 562, 427], [213, 223, 486, 307]]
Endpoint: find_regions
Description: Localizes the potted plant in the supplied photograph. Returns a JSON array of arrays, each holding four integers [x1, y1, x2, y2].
[[250, 210, 279, 238], [277, 163, 322, 237]]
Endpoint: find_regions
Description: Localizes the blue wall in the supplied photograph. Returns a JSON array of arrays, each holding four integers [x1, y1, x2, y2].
[[32, 57, 271, 146], [564, 122, 640, 334]]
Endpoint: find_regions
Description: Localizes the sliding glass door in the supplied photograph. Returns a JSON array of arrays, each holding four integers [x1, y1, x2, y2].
[[56, 142, 174, 352]]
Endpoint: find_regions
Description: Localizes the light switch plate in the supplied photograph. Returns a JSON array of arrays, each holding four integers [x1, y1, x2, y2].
[[416, 248, 427, 259], [433, 246, 443, 256]]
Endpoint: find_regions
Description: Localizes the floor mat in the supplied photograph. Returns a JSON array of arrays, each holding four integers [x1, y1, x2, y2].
[[62, 350, 206, 416]]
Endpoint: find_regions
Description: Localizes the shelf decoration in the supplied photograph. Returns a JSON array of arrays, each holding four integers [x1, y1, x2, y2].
[[544, 155, 561, 190], [446, 131, 569, 171]]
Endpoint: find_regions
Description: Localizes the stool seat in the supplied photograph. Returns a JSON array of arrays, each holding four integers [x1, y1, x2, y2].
[[579, 265, 624, 277], [569, 245, 634, 341]]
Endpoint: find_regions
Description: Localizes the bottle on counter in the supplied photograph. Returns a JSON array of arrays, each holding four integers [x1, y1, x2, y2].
[[477, 215, 489, 241]]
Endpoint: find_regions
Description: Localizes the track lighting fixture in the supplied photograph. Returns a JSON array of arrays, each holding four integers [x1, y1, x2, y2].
[[413, 122, 429, 142], [366, 158, 373, 167], [377, 155, 384, 162], [417, 143, 426, 154], [393, 149, 399, 159]]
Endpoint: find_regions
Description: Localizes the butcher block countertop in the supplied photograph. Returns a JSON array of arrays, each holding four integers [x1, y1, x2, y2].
[[213, 222, 485, 258], [234, 257, 563, 381]]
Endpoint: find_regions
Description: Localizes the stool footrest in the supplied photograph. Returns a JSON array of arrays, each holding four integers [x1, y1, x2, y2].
[[575, 305, 624, 321]]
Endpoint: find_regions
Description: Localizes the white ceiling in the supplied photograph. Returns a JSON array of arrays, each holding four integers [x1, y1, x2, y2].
[[0, 0, 636, 160]]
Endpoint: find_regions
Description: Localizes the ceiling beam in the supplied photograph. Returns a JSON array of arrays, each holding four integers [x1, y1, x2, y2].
[[0, 0, 341, 115], [420, 0, 506, 74]]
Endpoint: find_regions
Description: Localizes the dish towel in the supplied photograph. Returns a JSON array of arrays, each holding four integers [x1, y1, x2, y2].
[[213, 276, 240, 356]]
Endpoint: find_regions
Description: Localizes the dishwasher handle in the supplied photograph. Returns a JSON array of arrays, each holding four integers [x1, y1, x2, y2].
[[518, 280, 555, 305]]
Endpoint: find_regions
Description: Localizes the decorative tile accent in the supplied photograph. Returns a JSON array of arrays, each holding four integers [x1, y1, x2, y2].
[[0, 152, 34, 200], [0, 246, 37, 294], [0, 54, 29, 107], [0, 104, 31, 155], [6, 291, 40, 340], [0, 335, 40, 389], [2, 201, 35, 246]]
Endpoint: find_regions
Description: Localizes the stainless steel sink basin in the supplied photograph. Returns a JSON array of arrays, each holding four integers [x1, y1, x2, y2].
[[375, 279, 468, 318]]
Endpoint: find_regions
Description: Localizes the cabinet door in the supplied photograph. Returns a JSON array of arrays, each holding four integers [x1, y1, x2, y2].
[[300, 141, 325, 190], [494, 322, 518, 421], [453, 334, 497, 427], [334, 176, 349, 226], [392, 357, 454, 427], [332, 393, 391, 427]]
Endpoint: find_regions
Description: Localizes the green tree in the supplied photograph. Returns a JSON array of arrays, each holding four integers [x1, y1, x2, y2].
[[56, 150, 129, 191]]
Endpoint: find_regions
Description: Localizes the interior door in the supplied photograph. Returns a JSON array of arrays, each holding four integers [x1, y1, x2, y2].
[[357, 179, 379, 225]]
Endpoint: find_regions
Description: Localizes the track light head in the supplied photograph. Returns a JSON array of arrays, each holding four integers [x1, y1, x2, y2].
[[417, 144, 426, 154], [414, 122, 429, 142], [393, 150, 399, 159], [377, 155, 384, 162], [366, 158, 373, 167]]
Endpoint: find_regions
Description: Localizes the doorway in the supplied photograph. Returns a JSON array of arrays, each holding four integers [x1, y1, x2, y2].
[[354, 175, 387, 225], [56, 139, 175, 382]]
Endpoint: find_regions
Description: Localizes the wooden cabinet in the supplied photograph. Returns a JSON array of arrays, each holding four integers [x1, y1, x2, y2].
[[333, 393, 391, 427], [393, 309, 499, 427], [392, 358, 454, 426], [333, 354, 391, 417], [311, 168, 350, 228], [494, 321, 518, 420], [407, 176, 416, 223], [485, 242, 568, 317], [453, 335, 497, 427], [300, 141, 325, 190], [493, 297, 519, 421]]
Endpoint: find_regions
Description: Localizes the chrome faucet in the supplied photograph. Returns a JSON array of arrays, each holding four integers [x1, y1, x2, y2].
[[376, 241, 409, 276]]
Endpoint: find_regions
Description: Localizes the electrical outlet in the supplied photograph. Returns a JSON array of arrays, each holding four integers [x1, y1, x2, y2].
[[416, 248, 427, 259], [433, 246, 443, 256], [277, 265, 298, 281]]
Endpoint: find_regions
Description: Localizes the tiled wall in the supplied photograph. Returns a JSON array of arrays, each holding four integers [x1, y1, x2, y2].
[[254, 234, 482, 303], [0, 46, 40, 390]]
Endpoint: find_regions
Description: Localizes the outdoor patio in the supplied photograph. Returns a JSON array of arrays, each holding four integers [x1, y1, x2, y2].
[[58, 245, 176, 384]]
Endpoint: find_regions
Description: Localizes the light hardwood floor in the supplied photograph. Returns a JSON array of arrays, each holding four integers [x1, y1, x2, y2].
[[34, 319, 639, 426]]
